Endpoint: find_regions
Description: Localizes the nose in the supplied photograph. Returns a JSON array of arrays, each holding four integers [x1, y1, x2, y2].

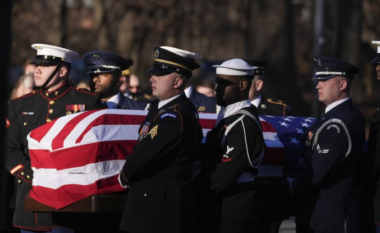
[[316, 81, 322, 89], [376, 65, 380, 72], [34, 66, 41, 74], [93, 75, 100, 83], [150, 75, 156, 83]]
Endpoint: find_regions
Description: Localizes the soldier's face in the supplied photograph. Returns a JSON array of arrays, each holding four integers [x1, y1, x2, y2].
[[376, 65, 380, 80], [215, 75, 240, 107], [34, 65, 59, 87], [316, 76, 347, 106], [92, 72, 119, 98], [150, 72, 183, 101]]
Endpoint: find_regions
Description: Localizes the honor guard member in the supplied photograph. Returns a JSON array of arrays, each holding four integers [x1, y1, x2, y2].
[[197, 58, 265, 233], [244, 59, 291, 116], [287, 57, 365, 233], [84, 51, 147, 110], [5, 44, 101, 232], [118, 46, 203, 233], [367, 41, 380, 232]]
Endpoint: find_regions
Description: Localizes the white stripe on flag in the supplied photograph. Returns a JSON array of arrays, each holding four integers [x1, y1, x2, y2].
[[32, 159, 125, 189], [263, 132, 284, 148], [38, 112, 86, 151], [80, 125, 140, 145]]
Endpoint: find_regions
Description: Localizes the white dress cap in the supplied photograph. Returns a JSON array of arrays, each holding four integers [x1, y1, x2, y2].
[[213, 58, 257, 76], [160, 46, 202, 59], [31, 43, 79, 64], [373, 41, 380, 53]]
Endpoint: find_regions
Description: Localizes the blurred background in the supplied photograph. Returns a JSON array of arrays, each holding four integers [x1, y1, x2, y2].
[[8, 0, 380, 133]]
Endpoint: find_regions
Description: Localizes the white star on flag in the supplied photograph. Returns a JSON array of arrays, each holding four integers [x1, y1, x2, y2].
[[296, 128, 304, 134], [279, 121, 289, 127], [305, 118, 313, 122], [284, 118, 292, 122], [290, 137, 300, 145], [301, 122, 310, 128]]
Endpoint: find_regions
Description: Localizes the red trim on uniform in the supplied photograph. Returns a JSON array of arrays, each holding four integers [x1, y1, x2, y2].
[[74, 87, 97, 96], [12, 90, 38, 100], [10, 164, 23, 174], [222, 158, 232, 163], [13, 224, 50, 231], [40, 86, 73, 101], [6, 118, 10, 129], [16, 168, 32, 183]]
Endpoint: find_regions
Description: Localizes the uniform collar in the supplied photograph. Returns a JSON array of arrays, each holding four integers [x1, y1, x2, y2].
[[40, 82, 71, 100], [216, 99, 252, 126], [158, 92, 184, 109], [251, 94, 262, 108], [104, 93, 120, 109], [325, 97, 350, 113], [184, 86, 193, 98]]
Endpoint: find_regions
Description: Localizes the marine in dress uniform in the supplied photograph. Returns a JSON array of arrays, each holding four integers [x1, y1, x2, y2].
[[196, 58, 265, 233], [83, 51, 147, 110], [118, 46, 203, 233], [288, 56, 365, 233], [5, 44, 101, 232], [244, 59, 291, 116]]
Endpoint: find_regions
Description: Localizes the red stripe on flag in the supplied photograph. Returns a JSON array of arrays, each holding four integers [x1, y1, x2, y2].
[[52, 141, 134, 170], [51, 110, 102, 150], [260, 121, 276, 133], [29, 150, 54, 169], [29, 174, 124, 209], [30, 121, 56, 143], [199, 118, 216, 130]]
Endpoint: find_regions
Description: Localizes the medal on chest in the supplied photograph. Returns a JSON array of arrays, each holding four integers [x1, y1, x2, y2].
[[139, 122, 150, 141]]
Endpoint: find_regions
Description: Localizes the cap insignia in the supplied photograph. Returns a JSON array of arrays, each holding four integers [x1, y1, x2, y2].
[[314, 58, 322, 66], [154, 49, 159, 58], [35, 46, 42, 50], [93, 53, 100, 59], [261, 104, 267, 109]]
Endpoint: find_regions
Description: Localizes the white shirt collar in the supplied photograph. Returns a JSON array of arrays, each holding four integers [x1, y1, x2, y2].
[[325, 97, 350, 113], [251, 94, 262, 108], [158, 92, 184, 109], [184, 86, 193, 98], [216, 99, 252, 126], [104, 93, 120, 109]]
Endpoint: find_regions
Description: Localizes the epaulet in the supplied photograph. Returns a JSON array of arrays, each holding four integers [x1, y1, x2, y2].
[[12, 90, 38, 101], [73, 87, 96, 96], [267, 98, 289, 107]]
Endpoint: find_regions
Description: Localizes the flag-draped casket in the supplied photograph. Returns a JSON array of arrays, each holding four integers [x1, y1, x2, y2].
[[27, 109, 315, 209]]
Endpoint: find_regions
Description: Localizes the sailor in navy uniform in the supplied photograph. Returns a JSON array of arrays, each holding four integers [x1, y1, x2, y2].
[[244, 59, 291, 116], [83, 51, 147, 110], [196, 58, 265, 233], [118, 46, 203, 233], [288, 56, 365, 233], [5, 44, 101, 232]]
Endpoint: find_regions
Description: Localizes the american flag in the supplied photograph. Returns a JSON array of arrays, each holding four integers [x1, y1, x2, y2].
[[27, 109, 315, 209]]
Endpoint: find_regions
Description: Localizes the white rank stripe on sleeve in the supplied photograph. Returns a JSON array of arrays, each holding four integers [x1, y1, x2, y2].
[[312, 118, 352, 158]]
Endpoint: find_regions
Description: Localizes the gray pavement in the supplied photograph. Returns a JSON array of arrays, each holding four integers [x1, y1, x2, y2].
[[279, 217, 296, 233]]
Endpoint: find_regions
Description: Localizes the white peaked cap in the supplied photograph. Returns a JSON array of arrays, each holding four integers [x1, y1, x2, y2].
[[213, 58, 257, 76], [160, 46, 202, 59], [373, 41, 380, 53], [31, 43, 79, 63]]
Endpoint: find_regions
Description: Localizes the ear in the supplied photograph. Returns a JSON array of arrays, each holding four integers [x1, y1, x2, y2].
[[59, 67, 68, 78], [256, 79, 264, 92], [173, 77, 184, 89], [340, 79, 347, 91], [239, 79, 248, 91]]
